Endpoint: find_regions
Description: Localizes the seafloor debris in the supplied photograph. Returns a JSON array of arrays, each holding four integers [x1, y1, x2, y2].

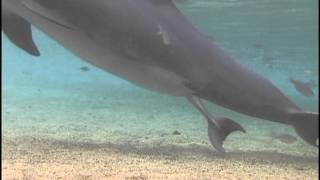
[[172, 130, 181, 135]]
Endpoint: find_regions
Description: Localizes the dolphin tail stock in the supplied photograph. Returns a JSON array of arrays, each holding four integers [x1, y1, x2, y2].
[[207, 116, 246, 153], [187, 96, 246, 153], [290, 111, 319, 146]]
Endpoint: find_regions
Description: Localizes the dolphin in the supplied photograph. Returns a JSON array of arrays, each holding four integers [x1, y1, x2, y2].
[[2, 0, 318, 153]]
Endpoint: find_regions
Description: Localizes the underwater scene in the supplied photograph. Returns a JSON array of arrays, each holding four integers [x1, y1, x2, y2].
[[2, 0, 319, 179]]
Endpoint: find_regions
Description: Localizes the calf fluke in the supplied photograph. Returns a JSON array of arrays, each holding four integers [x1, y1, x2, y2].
[[188, 96, 245, 153]]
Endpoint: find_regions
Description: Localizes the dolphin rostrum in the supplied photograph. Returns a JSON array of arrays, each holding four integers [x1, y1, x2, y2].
[[2, 0, 318, 153]]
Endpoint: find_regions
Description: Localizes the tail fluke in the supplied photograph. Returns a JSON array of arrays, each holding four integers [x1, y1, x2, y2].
[[187, 96, 246, 153], [207, 117, 246, 153], [290, 112, 319, 146]]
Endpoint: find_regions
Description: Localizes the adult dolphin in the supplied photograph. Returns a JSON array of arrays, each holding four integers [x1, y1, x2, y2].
[[2, 0, 318, 153]]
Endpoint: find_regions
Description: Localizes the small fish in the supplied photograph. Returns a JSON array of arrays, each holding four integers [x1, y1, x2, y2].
[[270, 133, 298, 144], [289, 77, 314, 97], [254, 42, 264, 49], [80, 66, 90, 72], [157, 24, 171, 45]]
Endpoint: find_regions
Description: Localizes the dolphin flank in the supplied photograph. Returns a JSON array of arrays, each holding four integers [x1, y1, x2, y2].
[[2, 0, 318, 153]]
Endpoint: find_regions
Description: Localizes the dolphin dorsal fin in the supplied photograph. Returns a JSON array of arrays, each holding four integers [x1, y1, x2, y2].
[[2, 12, 40, 56]]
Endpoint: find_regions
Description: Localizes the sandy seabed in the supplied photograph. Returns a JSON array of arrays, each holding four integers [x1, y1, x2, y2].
[[2, 136, 319, 180], [2, 83, 319, 180]]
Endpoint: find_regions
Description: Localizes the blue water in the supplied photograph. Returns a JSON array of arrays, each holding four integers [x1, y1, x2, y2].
[[3, 0, 318, 105], [2, 0, 319, 179]]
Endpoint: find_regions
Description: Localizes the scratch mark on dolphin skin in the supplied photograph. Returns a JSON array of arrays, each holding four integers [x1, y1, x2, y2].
[[157, 24, 171, 45]]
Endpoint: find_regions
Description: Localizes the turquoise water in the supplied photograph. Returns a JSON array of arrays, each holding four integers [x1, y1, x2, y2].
[[2, 0, 319, 179]]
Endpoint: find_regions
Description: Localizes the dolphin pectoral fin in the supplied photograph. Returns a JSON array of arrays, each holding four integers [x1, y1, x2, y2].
[[187, 96, 245, 153], [2, 12, 40, 56]]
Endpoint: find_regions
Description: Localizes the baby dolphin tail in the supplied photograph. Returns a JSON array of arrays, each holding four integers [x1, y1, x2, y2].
[[187, 96, 245, 153]]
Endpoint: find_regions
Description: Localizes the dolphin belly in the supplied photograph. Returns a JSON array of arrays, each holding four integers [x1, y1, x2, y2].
[[4, 0, 193, 96], [37, 21, 193, 96]]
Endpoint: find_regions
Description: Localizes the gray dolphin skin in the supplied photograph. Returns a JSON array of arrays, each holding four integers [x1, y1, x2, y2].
[[2, 0, 318, 153]]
